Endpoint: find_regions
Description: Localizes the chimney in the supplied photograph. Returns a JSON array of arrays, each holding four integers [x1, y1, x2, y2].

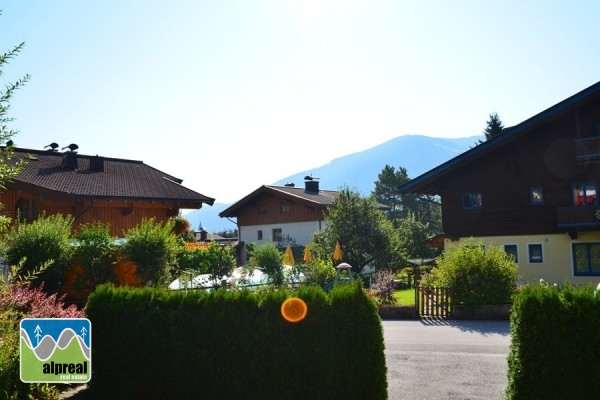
[[90, 155, 105, 172], [305, 179, 319, 193], [61, 152, 78, 170]]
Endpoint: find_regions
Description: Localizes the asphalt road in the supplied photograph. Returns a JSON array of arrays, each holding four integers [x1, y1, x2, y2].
[[383, 319, 511, 400]]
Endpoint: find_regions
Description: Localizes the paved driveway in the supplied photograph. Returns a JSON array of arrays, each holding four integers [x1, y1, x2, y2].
[[383, 319, 511, 400]]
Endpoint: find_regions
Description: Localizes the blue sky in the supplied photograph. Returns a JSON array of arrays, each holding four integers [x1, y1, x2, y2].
[[2, 1, 600, 204]]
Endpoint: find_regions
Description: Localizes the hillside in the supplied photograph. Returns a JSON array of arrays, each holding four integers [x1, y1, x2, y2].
[[186, 134, 481, 232]]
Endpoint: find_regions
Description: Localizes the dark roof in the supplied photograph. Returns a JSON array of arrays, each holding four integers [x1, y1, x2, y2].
[[5, 148, 215, 208], [220, 184, 390, 218], [219, 184, 338, 218], [400, 80, 600, 195]]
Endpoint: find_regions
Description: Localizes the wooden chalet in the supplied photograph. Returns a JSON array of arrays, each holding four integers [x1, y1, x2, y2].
[[400, 80, 600, 284], [0, 145, 215, 236], [219, 178, 336, 263]]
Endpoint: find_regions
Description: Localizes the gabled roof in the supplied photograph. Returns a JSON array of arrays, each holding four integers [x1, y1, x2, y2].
[[219, 184, 338, 218], [400, 80, 600, 195], [5, 147, 215, 208]]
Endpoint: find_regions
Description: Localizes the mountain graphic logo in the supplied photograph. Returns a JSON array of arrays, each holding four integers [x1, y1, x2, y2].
[[20, 318, 91, 383]]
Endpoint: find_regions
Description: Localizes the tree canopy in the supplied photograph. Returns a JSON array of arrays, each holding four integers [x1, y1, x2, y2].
[[311, 187, 405, 274]]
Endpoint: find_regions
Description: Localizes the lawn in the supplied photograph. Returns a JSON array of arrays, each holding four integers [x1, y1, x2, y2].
[[393, 288, 415, 306]]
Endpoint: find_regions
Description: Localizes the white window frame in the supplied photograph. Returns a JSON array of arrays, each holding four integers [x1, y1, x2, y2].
[[527, 243, 544, 264], [503, 243, 519, 263]]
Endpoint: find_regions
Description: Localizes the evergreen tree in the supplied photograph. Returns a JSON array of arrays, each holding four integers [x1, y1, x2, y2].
[[0, 10, 29, 227], [483, 112, 504, 140]]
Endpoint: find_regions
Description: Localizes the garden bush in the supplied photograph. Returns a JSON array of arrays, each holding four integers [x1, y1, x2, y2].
[[433, 240, 519, 305], [249, 242, 284, 286], [73, 221, 117, 286], [4, 213, 74, 292], [85, 281, 387, 399], [121, 217, 180, 286], [0, 279, 85, 400], [506, 282, 600, 399], [302, 259, 336, 287]]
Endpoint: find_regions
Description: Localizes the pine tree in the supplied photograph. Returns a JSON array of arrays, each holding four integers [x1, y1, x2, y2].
[[483, 112, 504, 140], [0, 11, 29, 189]]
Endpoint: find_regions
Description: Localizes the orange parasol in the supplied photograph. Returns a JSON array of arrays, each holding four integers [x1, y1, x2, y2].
[[283, 244, 295, 265], [303, 244, 312, 262], [333, 241, 342, 261]]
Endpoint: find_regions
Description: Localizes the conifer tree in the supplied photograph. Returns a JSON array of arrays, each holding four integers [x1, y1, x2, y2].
[[483, 112, 504, 140]]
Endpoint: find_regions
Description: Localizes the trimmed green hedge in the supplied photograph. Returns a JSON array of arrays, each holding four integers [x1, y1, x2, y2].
[[506, 283, 600, 399], [85, 282, 386, 399]]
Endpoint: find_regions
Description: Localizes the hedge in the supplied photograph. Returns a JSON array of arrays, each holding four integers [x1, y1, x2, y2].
[[506, 283, 600, 399], [85, 282, 387, 399]]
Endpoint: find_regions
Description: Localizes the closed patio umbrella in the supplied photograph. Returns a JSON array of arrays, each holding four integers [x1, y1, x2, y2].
[[283, 244, 295, 265], [333, 241, 342, 261], [303, 244, 312, 262]]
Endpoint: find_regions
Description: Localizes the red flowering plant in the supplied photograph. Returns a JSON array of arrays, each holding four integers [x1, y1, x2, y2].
[[0, 261, 85, 399]]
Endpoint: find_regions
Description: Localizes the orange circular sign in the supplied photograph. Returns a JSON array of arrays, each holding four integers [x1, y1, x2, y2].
[[281, 297, 308, 323]]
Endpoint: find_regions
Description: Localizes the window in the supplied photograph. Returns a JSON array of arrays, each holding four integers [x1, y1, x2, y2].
[[272, 228, 283, 242], [573, 182, 596, 206], [257, 230, 263, 241], [462, 192, 482, 209], [529, 186, 544, 206], [504, 244, 519, 262], [572, 243, 600, 276], [16, 198, 39, 222], [258, 204, 268, 214], [280, 200, 290, 213], [528, 243, 543, 263]]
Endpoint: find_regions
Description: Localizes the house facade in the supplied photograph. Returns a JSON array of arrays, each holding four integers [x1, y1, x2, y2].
[[0, 145, 215, 237], [219, 179, 337, 263], [400, 80, 600, 284]]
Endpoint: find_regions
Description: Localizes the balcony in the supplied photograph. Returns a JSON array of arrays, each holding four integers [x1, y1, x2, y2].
[[556, 206, 600, 229], [575, 136, 600, 163]]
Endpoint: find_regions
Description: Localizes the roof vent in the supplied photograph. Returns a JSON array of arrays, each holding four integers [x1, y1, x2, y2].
[[90, 155, 104, 172], [284, 182, 295, 187], [61, 151, 78, 170]]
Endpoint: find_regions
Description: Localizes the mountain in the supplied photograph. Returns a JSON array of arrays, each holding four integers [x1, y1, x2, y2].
[[185, 134, 482, 232]]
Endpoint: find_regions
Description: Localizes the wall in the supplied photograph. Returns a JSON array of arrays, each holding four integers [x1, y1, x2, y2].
[[446, 233, 600, 285]]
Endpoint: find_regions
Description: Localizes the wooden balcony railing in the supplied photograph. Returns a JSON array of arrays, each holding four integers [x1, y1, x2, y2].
[[575, 136, 600, 163], [556, 206, 600, 229]]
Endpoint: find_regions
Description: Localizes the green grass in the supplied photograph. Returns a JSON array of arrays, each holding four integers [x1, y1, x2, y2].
[[393, 288, 415, 306]]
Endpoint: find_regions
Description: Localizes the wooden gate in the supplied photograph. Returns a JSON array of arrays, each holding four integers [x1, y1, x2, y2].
[[415, 286, 453, 318]]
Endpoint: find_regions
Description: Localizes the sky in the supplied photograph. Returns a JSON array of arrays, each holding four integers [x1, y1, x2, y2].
[[2, 1, 600, 204]]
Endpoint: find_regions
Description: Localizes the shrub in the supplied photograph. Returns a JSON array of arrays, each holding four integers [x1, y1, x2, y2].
[[4, 213, 74, 291], [434, 240, 519, 305], [0, 281, 84, 399], [121, 218, 180, 286], [249, 242, 284, 286], [370, 269, 397, 304], [73, 221, 117, 285], [506, 283, 600, 399], [302, 259, 336, 287]]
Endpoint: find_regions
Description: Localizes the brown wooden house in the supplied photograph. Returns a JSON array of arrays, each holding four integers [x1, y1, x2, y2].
[[219, 179, 337, 263], [400, 80, 600, 284], [0, 145, 215, 236]]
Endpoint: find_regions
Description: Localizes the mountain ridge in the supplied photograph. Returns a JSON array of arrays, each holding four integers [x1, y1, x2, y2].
[[186, 134, 482, 232]]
